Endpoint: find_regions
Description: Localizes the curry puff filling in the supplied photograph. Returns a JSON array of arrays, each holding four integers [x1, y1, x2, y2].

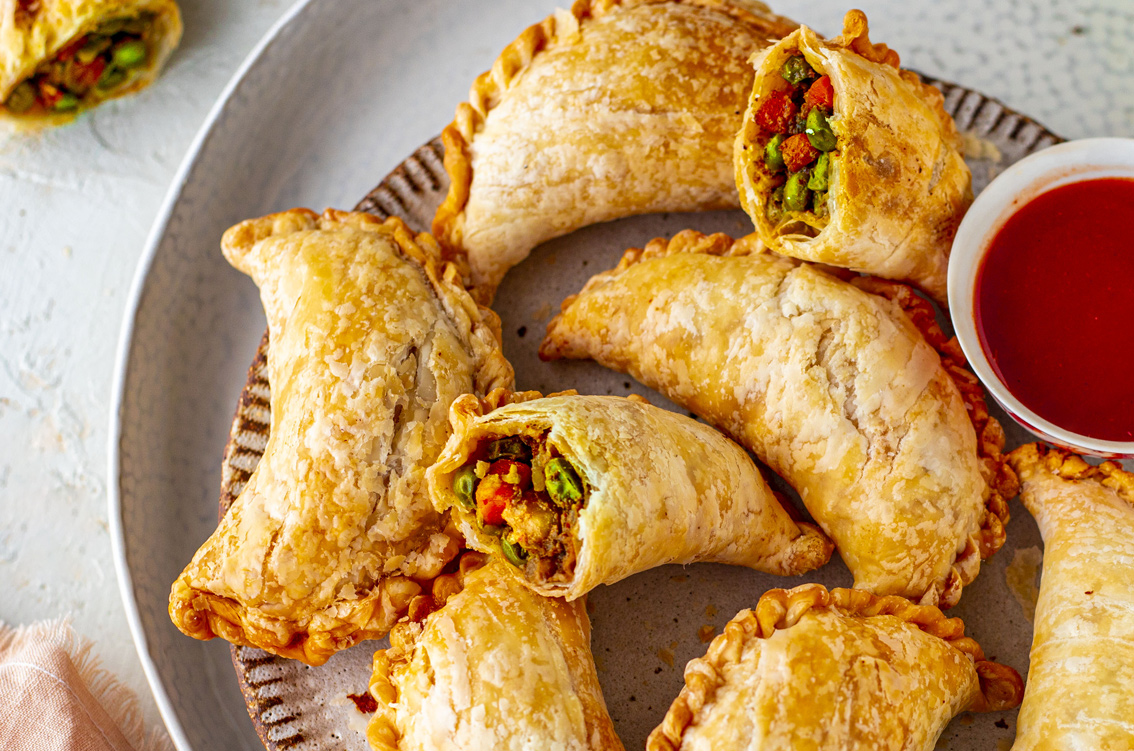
[[3, 13, 157, 116], [451, 434, 586, 583], [756, 51, 838, 234]]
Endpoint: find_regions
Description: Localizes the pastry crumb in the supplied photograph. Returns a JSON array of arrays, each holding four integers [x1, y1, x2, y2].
[[347, 692, 377, 713], [657, 647, 674, 667], [704, 604, 717, 619], [697, 624, 715, 643]]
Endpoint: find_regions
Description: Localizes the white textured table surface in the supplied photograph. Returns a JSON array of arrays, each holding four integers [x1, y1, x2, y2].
[[1, 0, 1131, 741]]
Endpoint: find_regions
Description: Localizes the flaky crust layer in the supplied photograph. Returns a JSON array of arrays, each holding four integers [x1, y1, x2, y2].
[[367, 557, 624, 751], [168, 210, 513, 665], [541, 230, 1013, 607], [648, 583, 1023, 751], [428, 391, 833, 600], [735, 10, 970, 306], [1007, 443, 1134, 750], [432, 0, 798, 302], [0, 0, 182, 125]]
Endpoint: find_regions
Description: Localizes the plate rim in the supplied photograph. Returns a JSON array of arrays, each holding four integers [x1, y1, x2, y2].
[[107, 1, 318, 747]]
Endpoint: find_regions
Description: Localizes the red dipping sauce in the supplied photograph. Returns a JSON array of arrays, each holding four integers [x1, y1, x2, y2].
[[975, 178, 1134, 442]]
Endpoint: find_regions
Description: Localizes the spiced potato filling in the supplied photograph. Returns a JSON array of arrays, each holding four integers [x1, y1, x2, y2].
[[755, 52, 838, 234], [451, 434, 587, 583], [3, 13, 157, 116]]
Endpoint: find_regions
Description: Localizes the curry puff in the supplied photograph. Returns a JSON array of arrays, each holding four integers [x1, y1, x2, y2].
[[169, 209, 513, 665], [735, 10, 970, 305], [1007, 444, 1134, 751], [432, 0, 798, 302], [541, 230, 1016, 607], [367, 554, 625, 751], [428, 391, 833, 600], [1, 0, 182, 124], [648, 584, 1023, 751]]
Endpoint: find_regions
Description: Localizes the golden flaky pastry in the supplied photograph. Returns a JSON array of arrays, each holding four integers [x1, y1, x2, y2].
[[735, 10, 970, 306], [541, 231, 1016, 607], [168, 209, 513, 665], [428, 391, 832, 600], [1, 0, 182, 125], [368, 554, 625, 751], [432, 0, 798, 302], [648, 584, 1023, 751], [1007, 443, 1134, 750]]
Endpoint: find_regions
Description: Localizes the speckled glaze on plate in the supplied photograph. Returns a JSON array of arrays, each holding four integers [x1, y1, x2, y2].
[[112, 1, 1129, 750], [212, 78, 1063, 751]]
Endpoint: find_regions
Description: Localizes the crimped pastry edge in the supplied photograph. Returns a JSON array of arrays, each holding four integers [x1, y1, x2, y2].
[[430, 0, 797, 303], [168, 573, 427, 666], [853, 276, 1017, 609], [541, 230, 1016, 609], [319, 210, 514, 397], [645, 583, 1025, 751], [367, 551, 492, 751], [1007, 442, 1134, 507], [168, 209, 513, 666], [829, 10, 961, 150], [447, 386, 578, 434]]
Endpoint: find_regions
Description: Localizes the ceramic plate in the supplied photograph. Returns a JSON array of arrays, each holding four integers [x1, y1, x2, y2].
[[110, 1, 1092, 749]]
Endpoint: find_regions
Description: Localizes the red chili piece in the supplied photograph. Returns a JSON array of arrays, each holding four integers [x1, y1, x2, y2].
[[476, 480, 511, 525], [781, 133, 819, 171], [70, 57, 107, 90], [805, 75, 834, 111], [488, 459, 531, 488], [755, 91, 797, 134]]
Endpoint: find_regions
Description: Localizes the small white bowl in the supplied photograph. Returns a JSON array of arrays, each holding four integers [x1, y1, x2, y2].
[[948, 137, 1134, 459]]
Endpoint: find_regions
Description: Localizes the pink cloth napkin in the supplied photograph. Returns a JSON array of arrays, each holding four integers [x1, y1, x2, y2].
[[0, 620, 168, 751]]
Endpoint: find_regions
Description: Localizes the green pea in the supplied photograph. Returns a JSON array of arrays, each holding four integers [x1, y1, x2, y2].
[[804, 108, 837, 152], [501, 535, 528, 567], [766, 185, 785, 223], [781, 55, 815, 85], [113, 40, 147, 69], [52, 92, 79, 112], [808, 152, 830, 192], [764, 133, 786, 172], [544, 457, 583, 506], [487, 436, 530, 461], [5, 81, 36, 113], [452, 465, 479, 510], [783, 171, 811, 212], [97, 66, 127, 90]]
